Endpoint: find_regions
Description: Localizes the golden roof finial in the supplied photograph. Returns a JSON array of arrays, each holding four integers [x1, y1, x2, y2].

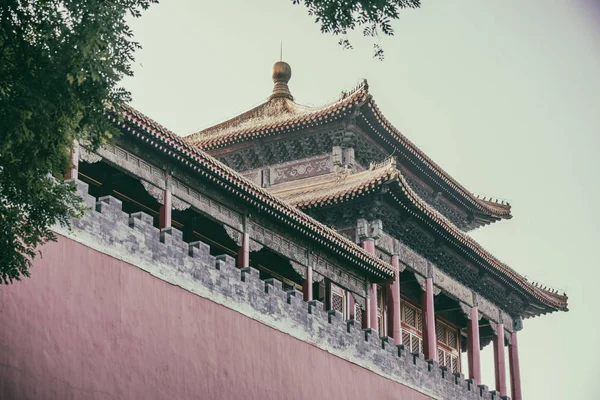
[[270, 61, 293, 101]]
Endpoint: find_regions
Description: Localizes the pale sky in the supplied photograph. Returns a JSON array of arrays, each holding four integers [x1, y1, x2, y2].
[[123, 1, 600, 398]]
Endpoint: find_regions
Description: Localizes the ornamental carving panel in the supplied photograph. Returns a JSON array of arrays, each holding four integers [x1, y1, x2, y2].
[[241, 169, 261, 186], [171, 177, 242, 230], [503, 313, 514, 333], [98, 144, 166, 189], [248, 240, 264, 252], [141, 181, 164, 203], [224, 226, 243, 246], [396, 242, 428, 276], [79, 147, 102, 164], [247, 221, 308, 265], [375, 230, 396, 256], [269, 155, 332, 185], [478, 296, 500, 323], [433, 269, 473, 306], [312, 250, 366, 297]]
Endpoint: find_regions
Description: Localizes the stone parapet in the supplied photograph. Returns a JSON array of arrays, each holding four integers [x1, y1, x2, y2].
[[58, 179, 499, 400]]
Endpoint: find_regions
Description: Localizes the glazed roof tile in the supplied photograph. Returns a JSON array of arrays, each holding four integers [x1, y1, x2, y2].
[[113, 105, 566, 316], [114, 105, 395, 282], [185, 81, 512, 221], [268, 158, 568, 313]]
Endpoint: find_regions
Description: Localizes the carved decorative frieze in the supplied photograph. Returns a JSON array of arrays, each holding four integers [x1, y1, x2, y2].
[[79, 147, 102, 164], [433, 268, 473, 306], [224, 226, 243, 247], [290, 261, 306, 280], [248, 221, 308, 264], [374, 228, 397, 256], [140, 180, 191, 211], [171, 177, 242, 230], [269, 154, 332, 185], [141, 180, 164, 203], [478, 296, 500, 324], [241, 169, 262, 186], [460, 303, 472, 319], [503, 313, 514, 334], [312, 251, 366, 297], [248, 240, 264, 252], [396, 242, 428, 276], [97, 144, 166, 189]]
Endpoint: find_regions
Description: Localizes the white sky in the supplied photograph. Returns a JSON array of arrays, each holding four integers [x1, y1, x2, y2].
[[123, 1, 600, 398]]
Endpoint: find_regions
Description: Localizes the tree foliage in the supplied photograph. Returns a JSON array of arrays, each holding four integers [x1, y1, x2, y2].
[[0, 0, 155, 283], [292, 0, 420, 59]]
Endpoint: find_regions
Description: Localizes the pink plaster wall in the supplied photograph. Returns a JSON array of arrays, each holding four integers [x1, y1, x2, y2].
[[0, 236, 432, 400]]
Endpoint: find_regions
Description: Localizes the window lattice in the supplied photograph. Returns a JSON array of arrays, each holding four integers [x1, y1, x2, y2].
[[438, 347, 460, 374], [436, 322, 447, 342], [355, 303, 363, 324], [448, 330, 457, 349], [332, 293, 344, 314], [404, 304, 416, 327], [402, 331, 411, 348]]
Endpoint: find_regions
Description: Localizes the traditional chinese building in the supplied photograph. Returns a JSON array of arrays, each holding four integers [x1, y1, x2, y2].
[[0, 62, 567, 400]]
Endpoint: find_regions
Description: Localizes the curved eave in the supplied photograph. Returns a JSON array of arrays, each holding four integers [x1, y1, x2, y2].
[[183, 80, 511, 226], [110, 105, 395, 283], [185, 83, 370, 150], [357, 99, 513, 222], [291, 171, 567, 316]]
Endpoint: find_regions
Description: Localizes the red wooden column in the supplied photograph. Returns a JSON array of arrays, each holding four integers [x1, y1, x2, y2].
[[302, 265, 313, 302], [159, 189, 172, 229], [421, 278, 437, 361], [466, 306, 482, 384], [389, 255, 402, 344], [237, 232, 249, 269], [362, 239, 377, 331], [509, 332, 522, 400], [493, 323, 508, 397]]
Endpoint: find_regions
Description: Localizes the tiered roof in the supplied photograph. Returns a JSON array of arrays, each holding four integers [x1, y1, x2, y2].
[[268, 158, 568, 314], [112, 61, 567, 318], [185, 76, 511, 228], [114, 104, 567, 317], [113, 105, 395, 281]]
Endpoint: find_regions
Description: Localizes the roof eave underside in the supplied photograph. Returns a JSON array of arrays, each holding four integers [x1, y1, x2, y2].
[[279, 171, 567, 316], [111, 106, 395, 283], [184, 87, 512, 223]]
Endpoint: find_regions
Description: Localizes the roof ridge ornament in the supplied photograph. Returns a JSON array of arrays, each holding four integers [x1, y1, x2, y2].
[[270, 61, 293, 101]]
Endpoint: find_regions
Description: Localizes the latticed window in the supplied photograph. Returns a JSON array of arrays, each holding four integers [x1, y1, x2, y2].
[[402, 301, 423, 331], [332, 292, 344, 314], [330, 284, 347, 319], [354, 303, 363, 324], [401, 300, 424, 354], [376, 285, 385, 335], [402, 329, 423, 354], [435, 319, 461, 373]]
